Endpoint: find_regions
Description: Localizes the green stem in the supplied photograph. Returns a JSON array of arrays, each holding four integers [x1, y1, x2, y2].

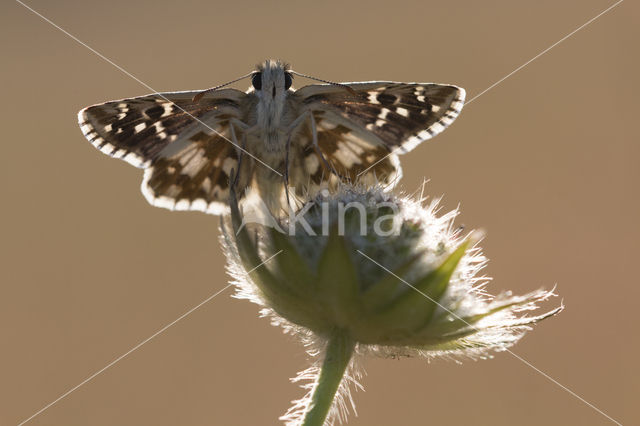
[[302, 331, 355, 426]]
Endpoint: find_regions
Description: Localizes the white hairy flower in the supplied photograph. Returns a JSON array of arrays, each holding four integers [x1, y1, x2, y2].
[[220, 183, 562, 425]]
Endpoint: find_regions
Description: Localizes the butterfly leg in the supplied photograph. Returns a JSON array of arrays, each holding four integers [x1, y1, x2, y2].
[[228, 123, 244, 188], [284, 111, 343, 181], [282, 111, 344, 198], [283, 132, 293, 209], [281, 112, 314, 209], [229, 118, 260, 189]]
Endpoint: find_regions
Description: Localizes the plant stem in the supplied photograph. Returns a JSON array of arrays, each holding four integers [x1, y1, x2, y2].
[[302, 330, 355, 426]]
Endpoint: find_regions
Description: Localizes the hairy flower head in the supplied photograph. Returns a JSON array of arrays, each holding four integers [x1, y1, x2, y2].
[[220, 183, 562, 424]]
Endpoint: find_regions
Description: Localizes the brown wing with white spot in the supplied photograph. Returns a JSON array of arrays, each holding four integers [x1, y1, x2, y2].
[[142, 130, 250, 214], [78, 89, 246, 167], [293, 121, 402, 191], [294, 82, 464, 186], [78, 89, 249, 214]]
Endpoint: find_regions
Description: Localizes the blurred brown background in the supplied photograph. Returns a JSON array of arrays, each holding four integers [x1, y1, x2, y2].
[[1, 1, 637, 425]]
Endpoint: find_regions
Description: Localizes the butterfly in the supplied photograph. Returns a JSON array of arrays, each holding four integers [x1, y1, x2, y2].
[[78, 59, 465, 214]]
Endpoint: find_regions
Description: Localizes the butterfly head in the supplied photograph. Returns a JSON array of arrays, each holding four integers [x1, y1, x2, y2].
[[252, 59, 293, 101]]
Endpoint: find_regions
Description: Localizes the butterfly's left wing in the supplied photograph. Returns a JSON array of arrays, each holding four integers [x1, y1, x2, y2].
[[293, 82, 464, 187], [78, 89, 250, 214]]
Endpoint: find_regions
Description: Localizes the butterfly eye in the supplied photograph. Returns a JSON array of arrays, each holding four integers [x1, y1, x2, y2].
[[284, 73, 293, 90], [251, 73, 262, 90]]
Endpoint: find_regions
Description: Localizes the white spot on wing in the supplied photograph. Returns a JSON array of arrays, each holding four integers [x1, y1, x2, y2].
[[206, 201, 228, 215], [175, 199, 191, 210], [80, 124, 93, 135], [320, 121, 338, 131], [202, 177, 212, 193], [305, 154, 319, 175], [181, 147, 206, 176], [124, 152, 148, 168], [96, 141, 113, 153], [191, 199, 208, 211], [334, 144, 361, 168], [222, 157, 237, 176], [161, 103, 174, 117], [430, 122, 445, 134], [439, 116, 454, 125], [373, 108, 391, 127]]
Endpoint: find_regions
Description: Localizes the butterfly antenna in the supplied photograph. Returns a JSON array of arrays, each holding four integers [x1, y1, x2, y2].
[[192, 72, 254, 103], [289, 70, 357, 96]]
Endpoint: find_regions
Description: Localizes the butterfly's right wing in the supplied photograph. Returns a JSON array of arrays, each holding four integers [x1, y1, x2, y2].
[[78, 89, 251, 214], [293, 82, 464, 188]]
